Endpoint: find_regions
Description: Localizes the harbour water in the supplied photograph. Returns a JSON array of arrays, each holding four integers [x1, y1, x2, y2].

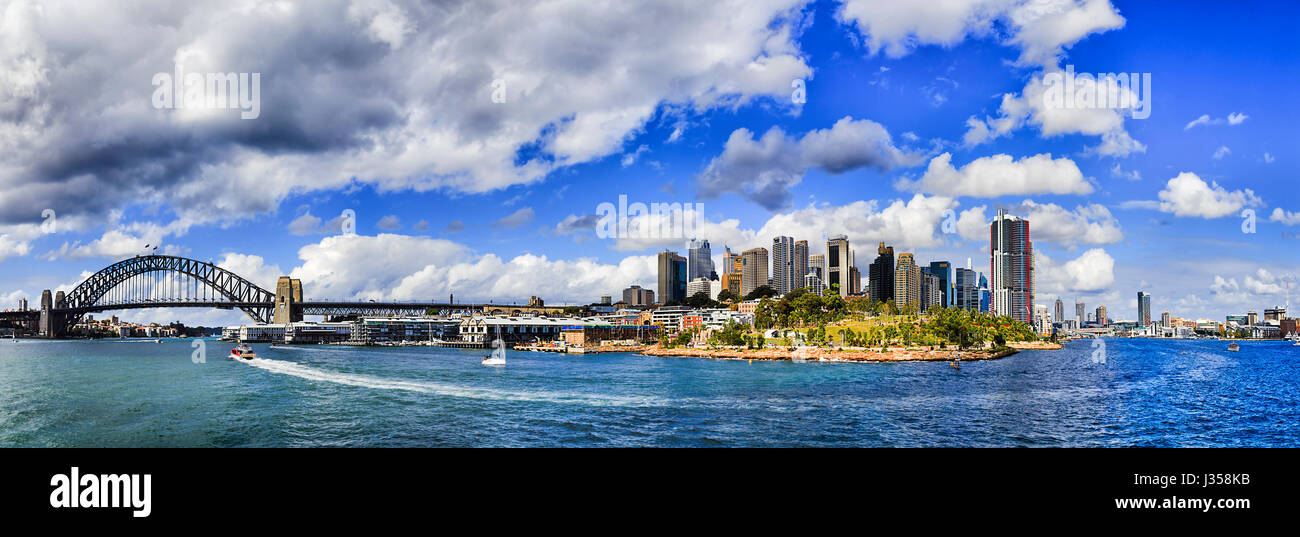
[[1, 337, 1295, 447]]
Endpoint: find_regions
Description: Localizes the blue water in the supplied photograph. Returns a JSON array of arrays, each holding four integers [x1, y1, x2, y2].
[[0, 337, 1296, 447]]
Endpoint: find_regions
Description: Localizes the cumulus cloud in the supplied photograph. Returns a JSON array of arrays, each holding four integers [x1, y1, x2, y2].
[[1212, 145, 1231, 160], [0, 0, 812, 234], [697, 116, 917, 210], [1037, 247, 1115, 293], [1184, 112, 1249, 130], [899, 152, 1093, 198], [957, 200, 1121, 247], [836, 0, 1124, 67], [376, 215, 401, 230], [1154, 172, 1262, 218], [1269, 208, 1300, 226]]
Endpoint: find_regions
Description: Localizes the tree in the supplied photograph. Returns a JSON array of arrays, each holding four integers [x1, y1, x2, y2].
[[716, 289, 739, 303], [745, 285, 777, 300], [686, 291, 717, 309]]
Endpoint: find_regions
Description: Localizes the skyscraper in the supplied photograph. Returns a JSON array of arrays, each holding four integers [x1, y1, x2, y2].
[[1162, 311, 1171, 327], [808, 254, 825, 279], [656, 250, 687, 305], [894, 253, 920, 311], [793, 240, 809, 292], [990, 209, 1033, 323], [721, 246, 740, 275], [771, 236, 795, 295], [1096, 305, 1108, 327], [920, 270, 942, 312], [868, 242, 895, 305], [740, 247, 769, 297], [826, 235, 852, 298], [954, 267, 979, 310], [687, 239, 715, 282], [1054, 298, 1064, 323], [928, 261, 952, 308], [1138, 291, 1152, 326], [1076, 301, 1086, 324]]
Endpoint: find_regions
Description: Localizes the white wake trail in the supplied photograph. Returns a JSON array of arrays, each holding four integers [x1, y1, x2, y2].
[[240, 357, 670, 407]]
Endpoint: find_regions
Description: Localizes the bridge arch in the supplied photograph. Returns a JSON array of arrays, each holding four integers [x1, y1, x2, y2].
[[59, 255, 275, 327]]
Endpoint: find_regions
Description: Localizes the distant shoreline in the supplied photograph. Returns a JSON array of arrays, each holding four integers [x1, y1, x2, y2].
[[637, 343, 1051, 363]]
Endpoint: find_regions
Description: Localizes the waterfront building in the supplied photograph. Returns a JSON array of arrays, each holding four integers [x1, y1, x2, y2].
[[1096, 305, 1108, 327], [285, 321, 353, 344], [1034, 304, 1053, 336], [740, 247, 769, 297], [650, 305, 693, 330], [687, 239, 716, 282], [1264, 306, 1286, 322], [868, 242, 895, 304], [657, 250, 687, 304], [894, 253, 921, 311], [239, 324, 286, 343], [622, 285, 655, 307], [990, 209, 1033, 323], [686, 277, 711, 299], [804, 272, 825, 296], [771, 236, 796, 295], [1162, 311, 1171, 328], [928, 261, 953, 307], [954, 267, 979, 310], [809, 254, 825, 280], [351, 317, 461, 345], [1247, 310, 1258, 326], [1055, 298, 1065, 323], [794, 240, 809, 292], [827, 235, 853, 298], [1137, 291, 1152, 327], [458, 316, 567, 345]]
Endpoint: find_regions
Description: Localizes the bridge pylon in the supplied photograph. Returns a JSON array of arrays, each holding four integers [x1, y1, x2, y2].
[[273, 276, 303, 324]]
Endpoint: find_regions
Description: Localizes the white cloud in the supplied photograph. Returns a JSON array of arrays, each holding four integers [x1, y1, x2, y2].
[[1110, 163, 1140, 181], [1184, 112, 1248, 130], [1262, 152, 1275, 164], [1037, 248, 1115, 294], [899, 152, 1093, 198], [1212, 145, 1231, 160], [1269, 208, 1300, 226], [1155, 172, 1262, 218], [697, 116, 917, 210], [376, 215, 401, 230], [1018, 200, 1123, 247]]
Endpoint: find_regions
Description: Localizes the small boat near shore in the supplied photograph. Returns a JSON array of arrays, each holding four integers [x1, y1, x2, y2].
[[1227, 343, 1240, 352]]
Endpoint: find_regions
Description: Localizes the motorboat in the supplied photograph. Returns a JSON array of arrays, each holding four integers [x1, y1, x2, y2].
[[481, 353, 505, 366], [1227, 343, 1240, 352], [229, 344, 257, 360]]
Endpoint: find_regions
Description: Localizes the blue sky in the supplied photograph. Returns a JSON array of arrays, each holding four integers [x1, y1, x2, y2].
[[0, 0, 1295, 326]]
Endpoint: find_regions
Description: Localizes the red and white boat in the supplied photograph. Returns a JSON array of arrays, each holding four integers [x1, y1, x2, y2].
[[228, 344, 257, 360]]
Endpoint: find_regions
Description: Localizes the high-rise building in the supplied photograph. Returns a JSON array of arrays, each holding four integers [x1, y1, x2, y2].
[[721, 247, 740, 275], [1076, 302, 1086, 324], [1247, 310, 1258, 326], [808, 254, 825, 279], [826, 235, 852, 298], [657, 251, 687, 304], [894, 253, 920, 311], [771, 236, 795, 295], [686, 277, 711, 299], [991, 209, 1033, 323], [622, 285, 655, 307], [978, 273, 991, 313], [794, 240, 809, 291], [868, 242, 895, 305], [1054, 298, 1064, 323], [1137, 291, 1152, 326], [687, 239, 715, 282], [804, 272, 825, 296], [954, 267, 980, 310], [920, 270, 942, 312], [1096, 305, 1108, 327], [720, 273, 742, 298], [740, 247, 769, 297], [849, 266, 861, 296], [1161, 311, 1171, 328], [928, 261, 952, 308]]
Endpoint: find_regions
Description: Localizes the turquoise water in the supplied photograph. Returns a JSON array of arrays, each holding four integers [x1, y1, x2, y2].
[[0, 337, 1296, 447]]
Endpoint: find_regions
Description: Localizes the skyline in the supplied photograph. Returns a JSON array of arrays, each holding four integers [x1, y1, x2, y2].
[[1, 0, 1296, 328]]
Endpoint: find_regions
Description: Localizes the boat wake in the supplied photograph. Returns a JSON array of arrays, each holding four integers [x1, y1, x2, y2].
[[238, 356, 671, 407]]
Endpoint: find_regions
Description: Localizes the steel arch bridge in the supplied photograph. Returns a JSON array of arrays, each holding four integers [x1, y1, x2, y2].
[[57, 255, 275, 328]]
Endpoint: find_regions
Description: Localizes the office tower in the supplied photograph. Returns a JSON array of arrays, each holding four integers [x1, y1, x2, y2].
[[868, 242, 895, 304], [771, 236, 795, 295], [804, 272, 825, 296], [1096, 305, 1108, 327], [809, 254, 825, 279], [740, 247, 769, 297], [978, 272, 991, 312], [954, 267, 979, 310], [1054, 298, 1064, 323], [721, 246, 740, 276], [687, 239, 715, 282], [894, 253, 920, 311], [1162, 311, 1171, 328], [827, 235, 852, 298], [657, 251, 687, 304], [686, 277, 711, 299], [920, 270, 942, 312], [18, 298, 27, 311], [622, 285, 655, 307], [1137, 291, 1152, 326], [600, 295, 611, 305], [1264, 306, 1286, 321], [990, 209, 1033, 323], [720, 273, 742, 298], [928, 261, 953, 308], [1247, 310, 1258, 326], [794, 240, 809, 290], [849, 266, 861, 295], [1076, 302, 1086, 323]]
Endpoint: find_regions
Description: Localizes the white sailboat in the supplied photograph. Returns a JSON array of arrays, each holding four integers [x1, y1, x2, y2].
[[482, 338, 506, 366]]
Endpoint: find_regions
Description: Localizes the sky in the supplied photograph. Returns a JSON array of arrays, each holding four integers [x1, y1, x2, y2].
[[0, 0, 1296, 327]]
